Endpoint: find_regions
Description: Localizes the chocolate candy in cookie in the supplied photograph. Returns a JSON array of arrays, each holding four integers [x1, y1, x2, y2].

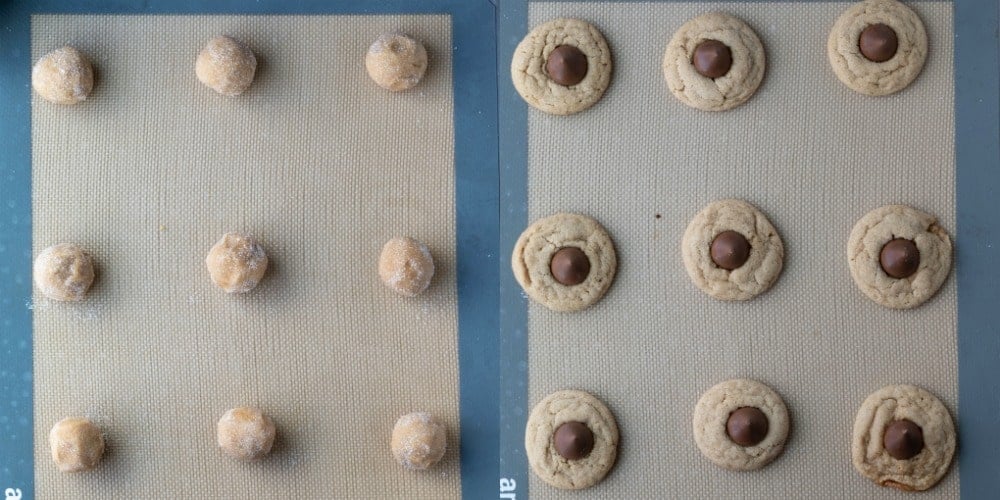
[[710, 230, 751, 270], [546, 45, 588, 86], [692, 40, 733, 79], [879, 238, 919, 279], [726, 407, 769, 446], [883, 419, 924, 460], [554, 421, 595, 460], [550, 247, 591, 286], [859, 23, 899, 63]]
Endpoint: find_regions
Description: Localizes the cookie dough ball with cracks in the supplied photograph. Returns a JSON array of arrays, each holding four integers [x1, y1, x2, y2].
[[49, 417, 105, 472], [32, 47, 94, 105], [511, 18, 613, 115], [378, 237, 435, 297], [366, 33, 428, 92], [828, 0, 928, 96], [847, 205, 951, 309], [693, 379, 790, 471], [34, 243, 96, 302], [196, 36, 257, 96], [663, 13, 766, 111], [852, 384, 955, 491], [391, 412, 447, 470], [206, 233, 268, 293], [525, 390, 619, 490], [217, 407, 276, 461]]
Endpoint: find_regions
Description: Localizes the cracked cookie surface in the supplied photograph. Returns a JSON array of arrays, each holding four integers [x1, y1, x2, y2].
[[693, 379, 790, 471]]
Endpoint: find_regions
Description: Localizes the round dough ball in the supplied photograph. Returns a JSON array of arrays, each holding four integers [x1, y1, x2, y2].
[[365, 33, 428, 92], [391, 412, 447, 470], [32, 47, 94, 105], [49, 417, 105, 472], [195, 36, 257, 96], [217, 407, 276, 461], [206, 233, 268, 293], [34, 243, 95, 302], [378, 237, 434, 296]]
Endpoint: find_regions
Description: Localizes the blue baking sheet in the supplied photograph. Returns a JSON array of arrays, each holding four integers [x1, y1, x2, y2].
[[0, 1, 498, 499], [497, 0, 999, 499]]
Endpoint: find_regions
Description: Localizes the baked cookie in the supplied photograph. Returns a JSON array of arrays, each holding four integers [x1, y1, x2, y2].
[[525, 390, 619, 490], [512, 213, 617, 312], [828, 0, 928, 96], [511, 18, 612, 115], [852, 384, 955, 491], [663, 13, 765, 112], [681, 199, 784, 301], [693, 379, 790, 471], [847, 205, 951, 309]]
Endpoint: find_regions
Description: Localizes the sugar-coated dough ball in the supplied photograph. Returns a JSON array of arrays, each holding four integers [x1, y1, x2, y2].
[[365, 33, 428, 91], [378, 237, 434, 296], [49, 417, 104, 472], [34, 243, 95, 302], [206, 233, 268, 293], [217, 407, 276, 461], [391, 412, 446, 470], [32, 47, 94, 105], [196, 36, 257, 96]]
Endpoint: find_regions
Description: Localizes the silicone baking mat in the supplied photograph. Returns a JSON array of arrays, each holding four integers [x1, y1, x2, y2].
[[0, 1, 498, 499], [499, 1, 998, 499]]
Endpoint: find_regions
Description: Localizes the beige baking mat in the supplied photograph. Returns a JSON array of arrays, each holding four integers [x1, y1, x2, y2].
[[32, 14, 458, 499], [526, 2, 956, 498]]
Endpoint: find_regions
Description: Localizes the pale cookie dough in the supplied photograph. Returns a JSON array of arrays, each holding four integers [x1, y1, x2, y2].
[[217, 407, 276, 461], [692, 379, 790, 471], [49, 417, 105, 472], [511, 18, 612, 115], [525, 390, 619, 490], [379, 237, 435, 297], [391, 412, 447, 470], [196, 36, 257, 96], [34, 243, 95, 302], [512, 213, 617, 312], [32, 47, 94, 105], [682, 199, 784, 301], [206, 233, 268, 293], [828, 0, 928, 96], [847, 205, 951, 309], [366, 33, 428, 92], [663, 13, 765, 112], [852, 384, 955, 491]]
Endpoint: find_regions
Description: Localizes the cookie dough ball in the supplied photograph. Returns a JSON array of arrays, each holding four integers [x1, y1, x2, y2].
[[217, 407, 276, 461], [196, 36, 257, 96], [32, 47, 94, 105], [378, 237, 435, 296], [365, 33, 428, 92], [34, 243, 95, 302], [49, 417, 105, 472], [206, 233, 268, 293], [391, 412, 447, 470], [852, 384, 955, 491]]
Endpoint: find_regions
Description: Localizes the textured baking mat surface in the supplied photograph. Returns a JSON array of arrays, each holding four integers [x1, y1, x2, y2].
[[524, 2, 955, 499], [32, 14, 459, 499]]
